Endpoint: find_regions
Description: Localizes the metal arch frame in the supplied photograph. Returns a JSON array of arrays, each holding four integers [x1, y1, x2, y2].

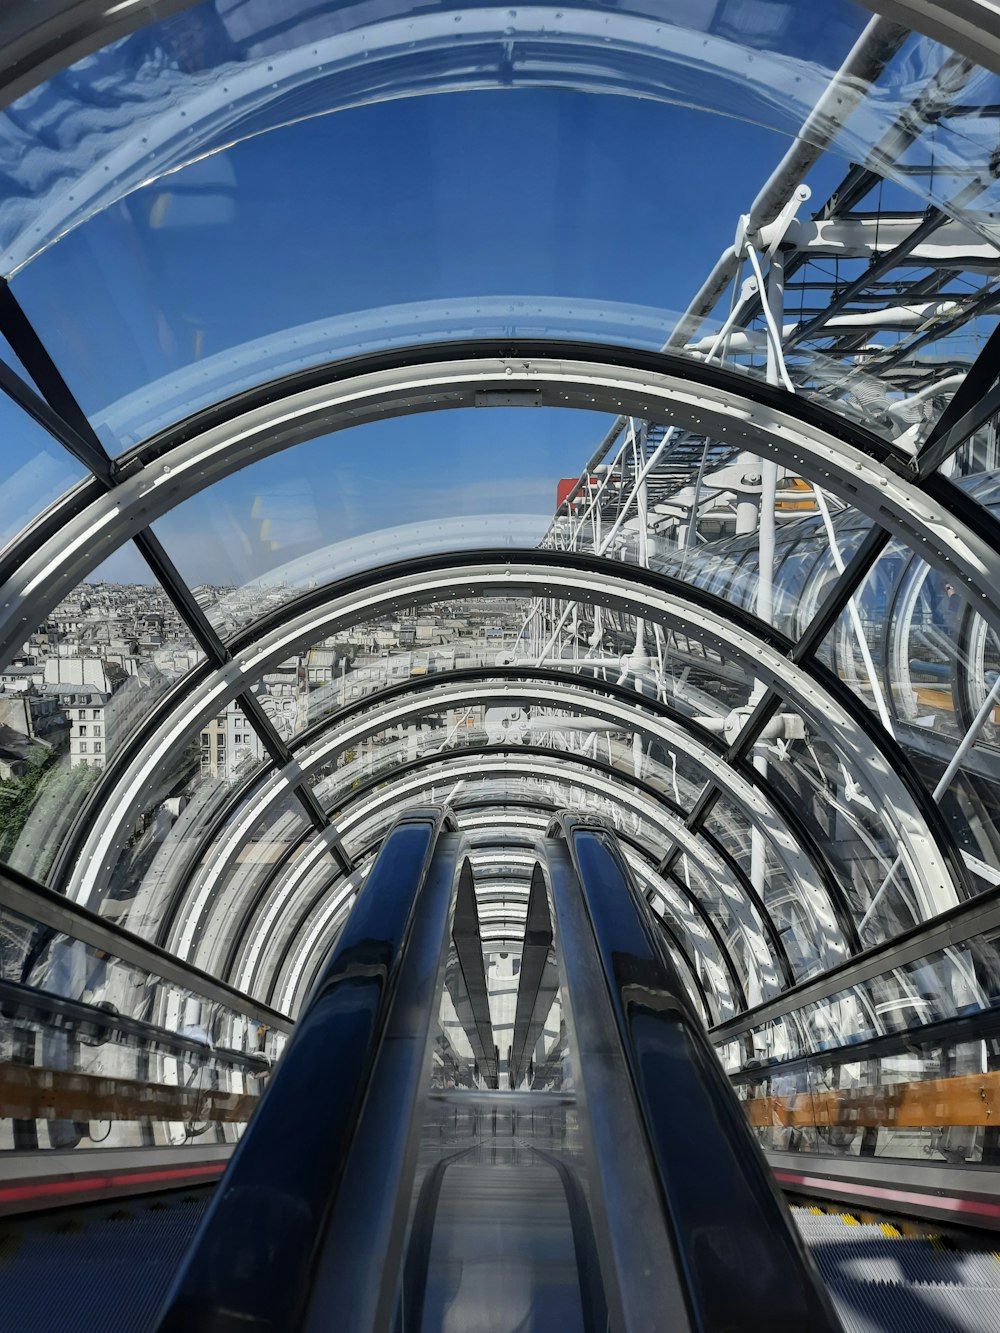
[[254, 742, 755, 1011], [244, 745, 757, 1011], [266, 787, 737, 1023], [8, 342, 1000, 654], [0, 283, 352, 886], [860, 1, 1000, 75], [164, 780, 316, 965], [310, 739, 809, 991], [1, 341, 995, 898], [55, 551, 970, 925], [235, 835, 352, 998], [281, 845, 718, 1028], [262, 810, 778, 1018], [260, 792, 772, 1020], [0, 332, 994, 990], [1, 339, 994, 918], [146, 755, 296, 954], [288, 676, 853, 964], [309, 742, 752, 1011], [296, 681, 834, 923], [212, 660, 810, 984]]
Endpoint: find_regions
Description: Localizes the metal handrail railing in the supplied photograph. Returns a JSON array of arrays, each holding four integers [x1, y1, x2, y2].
[[0, 860, 293, 1031]]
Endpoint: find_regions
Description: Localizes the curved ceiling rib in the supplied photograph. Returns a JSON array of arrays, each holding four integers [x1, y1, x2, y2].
[[215, 758, 796, 1013], [170, 674, 851, 970], [1, 0, 1000, 1054], [52, 554, 970, 926], [237, 747, 760, 1011], [216, 741, 790, 1008], [6, 344, 1000, 670], [157, 663, 850, 954]]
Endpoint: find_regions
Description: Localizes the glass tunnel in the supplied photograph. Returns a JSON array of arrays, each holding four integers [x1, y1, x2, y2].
[[2, 1, 1000, 1329]]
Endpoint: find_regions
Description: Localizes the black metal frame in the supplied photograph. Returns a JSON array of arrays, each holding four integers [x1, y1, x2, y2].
[[546, 814, 840, 1331], [0, 275, 994, 1036]]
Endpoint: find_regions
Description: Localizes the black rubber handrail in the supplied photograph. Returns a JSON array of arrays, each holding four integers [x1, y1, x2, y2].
[[549, 814, 841, 1333], [155, 807, 457, 1333]]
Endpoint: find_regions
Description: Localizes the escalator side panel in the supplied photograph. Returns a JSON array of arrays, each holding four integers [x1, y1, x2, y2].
[[508, 863, 559, 1091], [450, 858, 499, 1088]]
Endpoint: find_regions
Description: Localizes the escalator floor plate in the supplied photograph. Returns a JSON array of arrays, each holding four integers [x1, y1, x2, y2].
[[0, 1187, 212, 1332]]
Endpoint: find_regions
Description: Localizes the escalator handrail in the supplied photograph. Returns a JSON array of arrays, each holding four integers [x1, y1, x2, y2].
[[550, 812, 841, 1332], [0, 859, 292, 1031], [154, 806, 456, 1333], [0, 974, 268, 1070]]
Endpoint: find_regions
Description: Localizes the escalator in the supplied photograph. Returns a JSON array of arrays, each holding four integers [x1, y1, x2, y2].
[[155, 807, 837, 1332], [1, 810, 999, 1331]]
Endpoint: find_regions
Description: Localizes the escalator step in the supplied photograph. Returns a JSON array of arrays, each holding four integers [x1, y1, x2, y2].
[[828, 1280, 1000, 1333]]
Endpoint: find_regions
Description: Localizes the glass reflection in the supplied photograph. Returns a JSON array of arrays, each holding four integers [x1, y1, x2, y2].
[[0, 896, 282, 1155]]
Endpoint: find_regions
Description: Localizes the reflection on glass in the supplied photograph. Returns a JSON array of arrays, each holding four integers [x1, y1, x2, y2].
[[0, 897, 283, 1155], [152, 409, 610, 639]]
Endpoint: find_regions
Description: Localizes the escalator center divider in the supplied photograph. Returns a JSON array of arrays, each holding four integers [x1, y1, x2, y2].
[[546, 814, 842, 1333], [155, 807, 461, 1333]]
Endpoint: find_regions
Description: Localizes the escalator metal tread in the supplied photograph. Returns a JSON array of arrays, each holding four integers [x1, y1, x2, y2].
[[792, 1207, 1000, 1333]]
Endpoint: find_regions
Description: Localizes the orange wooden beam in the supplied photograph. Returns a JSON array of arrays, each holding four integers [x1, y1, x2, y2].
[[743, 1070, 1000, 1129]]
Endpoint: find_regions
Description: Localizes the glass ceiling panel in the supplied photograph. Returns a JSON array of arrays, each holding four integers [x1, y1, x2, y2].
[[6, 3, 999, 450], [151, 407, 612, 637], [10, 85, 873, 450], [815, 492, 1000, 885], [102, 722, 296, 944], [0, 367, 87, 559], [0, 0, 873, 277], [269, 862, 367, 1015]]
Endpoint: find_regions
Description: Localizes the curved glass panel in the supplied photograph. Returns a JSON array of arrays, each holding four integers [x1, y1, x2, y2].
[[0, 384, 86, 560], [817, 488, 1000, 884], [13, 89, 813, 448], [269, 860, 368, 1016], [167, 793, 311, 979], [151, 408, 611, 637], [0, 544, 205, 886], [0, 0, 879, 279], [10, 8, 1000, 448]]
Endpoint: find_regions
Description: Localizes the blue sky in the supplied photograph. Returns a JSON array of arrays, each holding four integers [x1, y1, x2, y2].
[[3, 84, 851, 583]]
